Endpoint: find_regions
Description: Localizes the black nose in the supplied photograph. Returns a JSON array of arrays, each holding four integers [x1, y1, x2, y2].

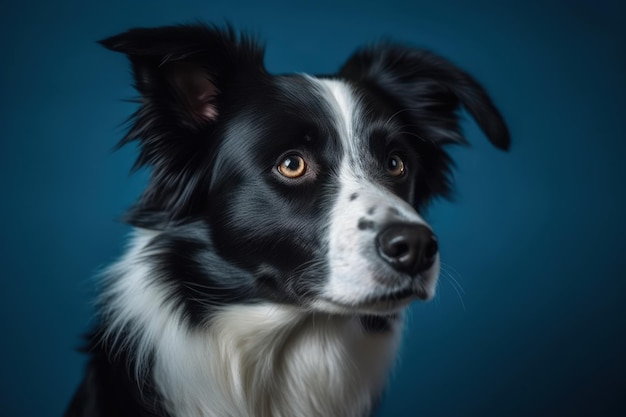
[[376, 224, 438, 275]]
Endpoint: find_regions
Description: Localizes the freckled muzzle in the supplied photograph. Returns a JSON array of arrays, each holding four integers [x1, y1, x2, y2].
[[376, 223, 438, 276]]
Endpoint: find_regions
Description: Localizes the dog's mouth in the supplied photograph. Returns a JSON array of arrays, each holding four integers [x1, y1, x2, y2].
[[361, 282, 431, 308], [364, 284, 430, 304], [316, 280, 431, 315]]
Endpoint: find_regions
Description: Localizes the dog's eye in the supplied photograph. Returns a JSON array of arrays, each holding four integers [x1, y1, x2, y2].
[[277, 154, 307, 179], [387, 154, 406, 177]]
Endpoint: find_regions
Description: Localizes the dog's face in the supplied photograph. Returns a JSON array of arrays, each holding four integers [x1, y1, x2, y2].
[[207, 75, 442, 316], [102, 25, 508, 318]]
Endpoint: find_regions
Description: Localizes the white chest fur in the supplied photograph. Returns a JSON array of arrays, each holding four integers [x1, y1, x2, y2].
[[154, 305, 403, 417]]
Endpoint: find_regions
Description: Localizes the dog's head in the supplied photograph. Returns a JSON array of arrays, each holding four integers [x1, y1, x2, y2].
[[101, 24, 508, 317]]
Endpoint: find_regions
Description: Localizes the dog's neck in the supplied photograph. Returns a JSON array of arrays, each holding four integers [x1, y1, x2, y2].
[[102, 231, 403, 417], [159, 305, 401, 417]]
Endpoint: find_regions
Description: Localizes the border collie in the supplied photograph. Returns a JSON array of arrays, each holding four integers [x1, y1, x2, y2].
[[65, 23, 509, 417]]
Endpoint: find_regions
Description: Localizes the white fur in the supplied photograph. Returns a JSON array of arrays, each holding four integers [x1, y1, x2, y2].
[[314, 79, 440, 312], [103, 230, 403, 417]]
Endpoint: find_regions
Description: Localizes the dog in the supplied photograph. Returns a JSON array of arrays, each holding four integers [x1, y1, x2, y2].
[[64, 23, 509, 417]]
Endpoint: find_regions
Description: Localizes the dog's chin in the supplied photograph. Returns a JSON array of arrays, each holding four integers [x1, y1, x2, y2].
[[313, 282, 435, 316]]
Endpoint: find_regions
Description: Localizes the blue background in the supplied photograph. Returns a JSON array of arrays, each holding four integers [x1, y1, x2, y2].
[[1, 0, 624, 416]]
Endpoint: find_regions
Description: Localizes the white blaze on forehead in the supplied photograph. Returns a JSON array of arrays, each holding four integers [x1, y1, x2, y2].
[[312, 78, 361, 159], [319, 79, 356, 133]]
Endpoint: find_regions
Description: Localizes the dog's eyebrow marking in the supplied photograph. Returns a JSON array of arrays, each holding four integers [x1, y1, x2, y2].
[[358, 218, 376, 231], [388, 207, 400, 216], [367, 206, 376, 215], [350, 193, 359, 201]]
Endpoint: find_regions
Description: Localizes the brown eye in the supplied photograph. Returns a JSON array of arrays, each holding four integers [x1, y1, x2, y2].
[[277, 154, 307, 178], [387, 154, 406, 177]]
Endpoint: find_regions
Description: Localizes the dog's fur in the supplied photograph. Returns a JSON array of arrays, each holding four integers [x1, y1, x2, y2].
[[65, 24, 509, 417]]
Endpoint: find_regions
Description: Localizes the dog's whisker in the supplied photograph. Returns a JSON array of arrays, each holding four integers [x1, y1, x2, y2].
[[438, 264, 467, 310], [396, 130, 436, 144], [383, 107, 413, 126]]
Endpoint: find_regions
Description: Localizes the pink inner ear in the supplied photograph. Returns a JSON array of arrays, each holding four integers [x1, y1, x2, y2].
[[196, 83, 219, 120], [169, 62, 219, 122]]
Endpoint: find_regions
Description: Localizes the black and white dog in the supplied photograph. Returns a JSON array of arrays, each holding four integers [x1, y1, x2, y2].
[[65, 23, 509, 417]]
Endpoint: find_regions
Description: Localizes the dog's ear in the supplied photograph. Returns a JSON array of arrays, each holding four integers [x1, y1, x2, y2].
[[100, 24, 266, 169], [100, 24, 266, 225], [339, 43, 510, 150]]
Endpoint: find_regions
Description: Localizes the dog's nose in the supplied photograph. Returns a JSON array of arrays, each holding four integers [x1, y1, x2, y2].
[[376, 224, 438, 275]]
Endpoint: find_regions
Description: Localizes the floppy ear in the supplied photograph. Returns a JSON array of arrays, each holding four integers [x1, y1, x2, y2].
[[100, 24, 266, 170], [339, 43, 510, 150], [100, 24, 265, 224]]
